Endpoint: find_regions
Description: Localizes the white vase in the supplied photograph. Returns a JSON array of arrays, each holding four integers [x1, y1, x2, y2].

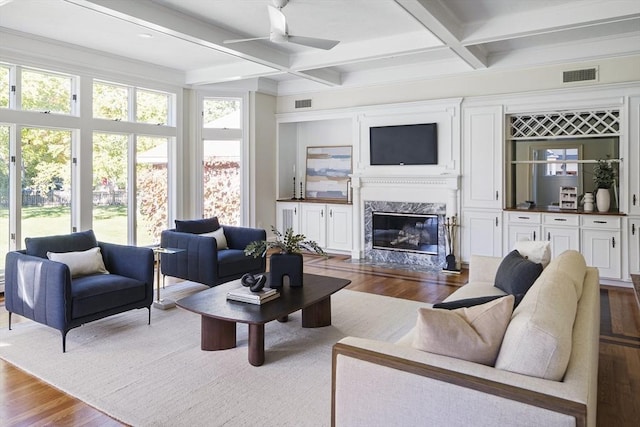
[[583, 193, 594, 212], [596, 188, 610, 212]]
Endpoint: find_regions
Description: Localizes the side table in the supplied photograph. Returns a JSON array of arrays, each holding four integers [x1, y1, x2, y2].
[[153, 247, 185, 310]]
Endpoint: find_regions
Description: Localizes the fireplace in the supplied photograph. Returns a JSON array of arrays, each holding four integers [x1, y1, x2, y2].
[[372, 212, 438, 255], [363, 200, 447, 270]]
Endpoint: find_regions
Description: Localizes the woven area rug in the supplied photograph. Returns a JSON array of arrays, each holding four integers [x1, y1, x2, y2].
[[0, 282, 427, 426]]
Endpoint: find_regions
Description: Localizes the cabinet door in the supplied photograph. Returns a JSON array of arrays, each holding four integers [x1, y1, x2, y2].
[[507, 224, 541, 251], [462, 210, 502, 261], [301, 204, 327, 248], [276, 202, 300, 234], [629, 96, 640, 215], [462, 105, 503, 209], [327, 205, 352, 252], [581, 228, 621, 279], [629, 218, 640, 276], [543, 226, 580, 259]]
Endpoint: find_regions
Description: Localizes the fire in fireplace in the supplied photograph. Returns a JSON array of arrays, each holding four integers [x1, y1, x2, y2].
[[372, 212, 439, 255]]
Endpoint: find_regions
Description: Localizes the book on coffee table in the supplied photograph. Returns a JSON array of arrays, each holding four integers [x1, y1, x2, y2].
[[226, 287, 280, 305]]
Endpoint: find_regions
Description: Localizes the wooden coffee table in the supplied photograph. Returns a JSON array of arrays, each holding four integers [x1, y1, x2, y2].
[[176, 273, 351, 366]]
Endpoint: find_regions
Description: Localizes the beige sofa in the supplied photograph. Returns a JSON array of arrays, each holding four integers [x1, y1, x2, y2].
[[332, 250, 600, 427]]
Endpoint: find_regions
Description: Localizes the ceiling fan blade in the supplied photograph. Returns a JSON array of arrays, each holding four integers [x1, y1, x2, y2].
[[267, 4, 287, 35], [223, 36, 270, 44], [287, 35, 340, 50]]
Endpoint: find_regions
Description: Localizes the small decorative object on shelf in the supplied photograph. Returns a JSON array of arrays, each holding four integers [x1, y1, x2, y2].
[[593, 157, 616, 212], [299, 181, 305, 200], [443, 215, 460, 274], [291, 176, 298, 200], [559, 186, 578, 210], [583, 193, 594, 212], [244, 226, 326, 288]]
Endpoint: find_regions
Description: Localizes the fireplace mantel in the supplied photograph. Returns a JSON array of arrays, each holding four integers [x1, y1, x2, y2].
[[351, 173, 460, 190]]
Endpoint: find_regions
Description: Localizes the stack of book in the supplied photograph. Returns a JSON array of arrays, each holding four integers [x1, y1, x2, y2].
[[226, 286, 280, 305]]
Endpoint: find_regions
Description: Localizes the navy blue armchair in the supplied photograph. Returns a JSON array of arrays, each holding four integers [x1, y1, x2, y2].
[[4, 230, 154, 352], [160, 218, 266, 287]]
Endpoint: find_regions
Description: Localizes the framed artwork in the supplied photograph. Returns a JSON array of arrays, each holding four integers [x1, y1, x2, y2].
[[305, 145, 353, 200]]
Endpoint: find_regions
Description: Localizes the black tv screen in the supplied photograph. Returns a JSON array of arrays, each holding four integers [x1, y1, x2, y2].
[[369, 123, 438, 165]]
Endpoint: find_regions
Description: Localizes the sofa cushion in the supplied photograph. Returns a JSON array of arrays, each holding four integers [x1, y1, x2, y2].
[[513, 240, 551, 268], [175, 217, 220, 234], [71, 274, 146, 318], [25, 229, 98, 259], [412, 295, 515, 366], [201, 227, 228, 250], [217, 249, 264, 278], [495, 250, 586, 380], [542, 249, 587, 299], [47, 247, 109, 278], [494, 250, 543, 296]]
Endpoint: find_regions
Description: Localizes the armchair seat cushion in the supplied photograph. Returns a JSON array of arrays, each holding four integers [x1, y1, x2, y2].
[[217, 249, 264, 278], [72, 274, 147, 318]]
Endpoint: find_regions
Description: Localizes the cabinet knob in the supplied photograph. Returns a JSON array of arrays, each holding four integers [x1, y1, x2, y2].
[[495, 191, 499, 201], [548, 232, 551, 240], [633, 224, 636, 235], [518, 216, 530, 220], [321, 210, 323, 218], [554, 218, 567, 222], [612, 237, 615, 248], [533, 231, 536, 241], [330, 209, 333, 218], [634, 194, 637, 206], [495, 217, 499, 227]]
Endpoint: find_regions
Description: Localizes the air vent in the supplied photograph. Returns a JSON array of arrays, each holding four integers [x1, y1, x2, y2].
[[563, 68, 597, 83], [295, 99, 312, 109]]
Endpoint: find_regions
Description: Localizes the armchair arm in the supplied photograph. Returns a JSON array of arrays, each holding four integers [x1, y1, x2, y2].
[[223, 226, 266, 250], [99, 242, 154, 287], [160, 230, 218, 286], [4, 251, 72, 331]]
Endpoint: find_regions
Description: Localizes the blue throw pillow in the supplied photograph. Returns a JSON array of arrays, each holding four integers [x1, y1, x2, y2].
[[494, 250, 543, 296], [175, 217, 220, 234], [25, 229, 99, 259]]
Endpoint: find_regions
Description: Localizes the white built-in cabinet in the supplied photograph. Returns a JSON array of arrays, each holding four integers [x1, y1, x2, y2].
[[462, 105, 503, 209], [542, 214, 580, 259], [627, 217, 640, 276], [276, 201, 300, 234], [462, 210, 503, 258], [580, 216, 621, 280], [629, 96, 640, 215], [276, 201, 352, 253]]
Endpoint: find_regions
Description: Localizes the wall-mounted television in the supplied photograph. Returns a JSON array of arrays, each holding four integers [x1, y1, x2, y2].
[[369, 123, 438, 165]]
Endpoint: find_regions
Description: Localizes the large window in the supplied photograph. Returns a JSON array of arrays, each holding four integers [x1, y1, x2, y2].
[[0, 62, 177, 266], [201, 97, 242, 226], [93, 132, 128, 244], [0, 65, 9, 108], [21, 68, 74, 115], [20, 127, 72, 239]]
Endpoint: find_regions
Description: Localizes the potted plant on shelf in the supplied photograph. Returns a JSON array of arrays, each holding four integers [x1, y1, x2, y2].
[[593, 158, 616, 212], [244, 226, 326, 288]]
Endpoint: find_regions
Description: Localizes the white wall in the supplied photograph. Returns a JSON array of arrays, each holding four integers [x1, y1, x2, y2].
[[250, 92, 277, 231], [276, 55, 640, 113]]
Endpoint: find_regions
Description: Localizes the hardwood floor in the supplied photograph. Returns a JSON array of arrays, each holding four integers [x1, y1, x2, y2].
[[1, 254, 639, 426]]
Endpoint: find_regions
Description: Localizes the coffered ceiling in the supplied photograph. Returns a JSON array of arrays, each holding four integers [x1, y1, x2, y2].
[[0, 0, 638, 94]]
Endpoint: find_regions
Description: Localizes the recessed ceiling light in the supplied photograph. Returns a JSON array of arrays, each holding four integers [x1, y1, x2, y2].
[[138, 33, 153, 39]]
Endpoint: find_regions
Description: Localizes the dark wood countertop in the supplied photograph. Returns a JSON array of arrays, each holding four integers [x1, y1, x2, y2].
[[276, 199, 352, 205]]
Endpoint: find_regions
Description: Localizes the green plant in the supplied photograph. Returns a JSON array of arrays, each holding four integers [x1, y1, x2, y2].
[[593, 158, 615, 189], [244, 226, 327, 258]]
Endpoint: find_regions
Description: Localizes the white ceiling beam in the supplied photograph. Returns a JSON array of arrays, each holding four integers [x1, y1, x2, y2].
[[185, 62, 281, 86], [462, 1, 640, 45], [292, 67, 342, 86], [63, 0, 343, 87], [394, 0, 488, 69]]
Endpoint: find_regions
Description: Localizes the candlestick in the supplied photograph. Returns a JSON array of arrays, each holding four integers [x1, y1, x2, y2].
[[299, 181, 305, 200], [291, 176, 298, 200]]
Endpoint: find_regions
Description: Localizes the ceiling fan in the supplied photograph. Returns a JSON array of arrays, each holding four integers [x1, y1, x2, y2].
[[223, 0, 340, 50]]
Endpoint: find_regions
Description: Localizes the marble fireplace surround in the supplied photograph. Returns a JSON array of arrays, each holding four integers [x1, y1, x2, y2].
[[350, 173, 460, 270]]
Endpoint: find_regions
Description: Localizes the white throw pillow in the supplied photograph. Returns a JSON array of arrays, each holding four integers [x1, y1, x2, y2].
[[200, 227, 228, 250], [47, 247, 109, 278], [513, 240, 551, 268], [412, 295, 515, 366]]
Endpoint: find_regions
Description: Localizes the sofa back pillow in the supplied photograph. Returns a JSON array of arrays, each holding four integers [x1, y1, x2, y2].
[[495, 251, 586, 380], [200, 227, 228, 250], [25, 229, 98, 259], [175, 217, 220, 234], [513, 240, 551, 268], [494, 250, 543, 296], [412, 295, 514, 366]]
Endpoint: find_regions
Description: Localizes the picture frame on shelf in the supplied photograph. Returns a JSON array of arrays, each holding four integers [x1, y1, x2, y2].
[[305, 145, 352, 201], [559, 186, 578, 210]]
